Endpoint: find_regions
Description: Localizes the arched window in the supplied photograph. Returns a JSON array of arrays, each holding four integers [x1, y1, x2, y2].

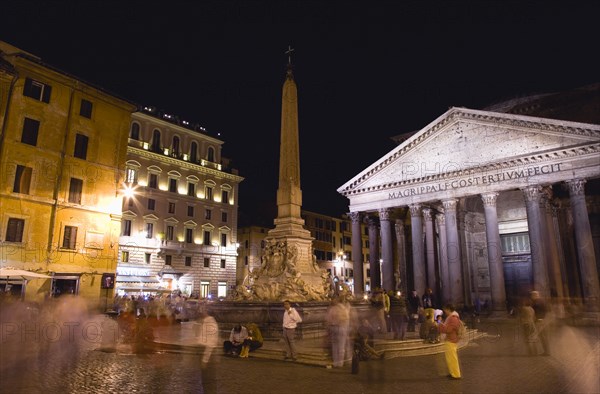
[[172, 136, 180, 157], [190, 141, 198, 163], [151, 129, 161, 152], [130, 123, 140, 140], [207, 146, 215, 162]]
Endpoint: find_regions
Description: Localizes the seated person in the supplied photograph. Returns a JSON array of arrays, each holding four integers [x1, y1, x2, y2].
[[355, 319, 383, 360], [236, 322, 264, 358], [223, 324, 248, 356]]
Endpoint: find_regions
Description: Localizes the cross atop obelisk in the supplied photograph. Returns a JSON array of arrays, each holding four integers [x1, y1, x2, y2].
[[285, 45, 295, 65]]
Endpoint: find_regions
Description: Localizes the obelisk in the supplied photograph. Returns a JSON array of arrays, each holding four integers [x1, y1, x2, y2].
[[245, 48, 330, 302]]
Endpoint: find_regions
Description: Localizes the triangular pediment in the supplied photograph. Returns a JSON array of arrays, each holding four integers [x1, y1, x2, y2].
[[339, 107, 600, 196]]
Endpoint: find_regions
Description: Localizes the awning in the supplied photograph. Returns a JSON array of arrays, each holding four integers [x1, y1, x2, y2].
[[116, 275, 160, 283]]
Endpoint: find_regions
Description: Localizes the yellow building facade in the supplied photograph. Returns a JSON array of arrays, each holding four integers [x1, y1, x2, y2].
[[0, 41, 136, 309]]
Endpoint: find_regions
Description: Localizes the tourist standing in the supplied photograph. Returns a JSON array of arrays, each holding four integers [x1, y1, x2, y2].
[[407, 290, 422, 332], [282, 300, 302, 361], [438, 304, 462, 379], [388, 291, 409, 340]]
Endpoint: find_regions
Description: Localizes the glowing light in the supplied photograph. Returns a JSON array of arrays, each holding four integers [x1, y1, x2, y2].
[[143, 142, 149, 150], [123, 185, 135, 198]]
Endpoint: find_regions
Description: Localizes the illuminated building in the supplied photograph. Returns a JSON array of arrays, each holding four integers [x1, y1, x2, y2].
[[0, 41, 136, 307], [339, 85, 600, 311], [117, 109, 243, 299]]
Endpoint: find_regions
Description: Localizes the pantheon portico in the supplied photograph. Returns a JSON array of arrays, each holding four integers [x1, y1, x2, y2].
[[339, 107, 600, 312]]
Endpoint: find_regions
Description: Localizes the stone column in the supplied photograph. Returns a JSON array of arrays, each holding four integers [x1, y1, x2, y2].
[[395, 218, 407, 295], [423, 207, 437, 290], [409, 204, 425, 295], [541, 188, 564, 299], [367, 216, 381, 290], [481, 192, 507, 312], [552, 204, 570, 298], [436, 214, 450, 305], [522, 185, 551, 299], [566, 179, 600, 311], [442, 198, 464, 305], [350, 212, 364, 296], [379, 208, 395, 292]]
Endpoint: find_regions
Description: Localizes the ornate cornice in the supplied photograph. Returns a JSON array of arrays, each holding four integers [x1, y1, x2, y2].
[[130, 147, 244, 182]]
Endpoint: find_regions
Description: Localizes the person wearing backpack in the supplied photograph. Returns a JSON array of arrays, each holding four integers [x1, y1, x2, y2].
[[439, 303, 462, 380]]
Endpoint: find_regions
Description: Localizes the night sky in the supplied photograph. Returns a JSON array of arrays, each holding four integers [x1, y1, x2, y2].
[[2, 1, 598, 226]]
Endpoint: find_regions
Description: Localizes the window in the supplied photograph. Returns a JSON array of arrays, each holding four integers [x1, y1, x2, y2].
[[172, 136, 180, 157], [68, 178, 83, 204], [123, 220, 132, 236], [147, 198, 155, 210], [146, 223, 154, 238], [62, 226, 78, 249], [5, 218, 25, 242], [205, 209, 212, 220], [130, 123, 140, 140], [185, 256, 192, 266], [121, 251, 129, 263], [190, 142, 198, 162], [13, 165, 32, 194], [149, 173, 158, 189], [203, 258, 210, 268], [23, 77, 51, 103], [145, 253, 151, 264], [207, 147, 215, 162], [74, 134, 89, 159], [221, 233, 227, 247], [165, 255, 172, 265], [125, 168, 137, 184], [169, 178, 177, 193], [244, 256, 248, 265], [203, 230, 211, 245], [218, 281, 227, 298], [151, 129, 161, 152], [187, 183, 195, 197], [166, 225, 174, 241], [221, 212, 227, 222], [205, 186, 213, 201], [79, 99, 93, 118], [200, 281, 210, 298], [220, 259, 226, 269], [185, 228, 193, 243], [21, 118, 40, 146], [221, 190, 229, 204], [168, 202, 176, 214], [187, 206, 194, 217]]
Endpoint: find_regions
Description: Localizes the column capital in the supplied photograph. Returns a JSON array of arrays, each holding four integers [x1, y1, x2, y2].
[[349, 211, 361, 224], [395, 218, 404, 229], [436, 214, 446, 226], [367, 215, 379, 228], [522, 185, 542, 203], [566, 179, 586, 197], [378, 208, 391, 221], [481, 192, 499, 207], [441, 198, 458, 212], [409, 204, 422, 217], [422, 207, 433, 221]]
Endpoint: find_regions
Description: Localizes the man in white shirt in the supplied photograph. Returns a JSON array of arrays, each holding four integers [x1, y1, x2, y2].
[[282, 300, 302, 361]]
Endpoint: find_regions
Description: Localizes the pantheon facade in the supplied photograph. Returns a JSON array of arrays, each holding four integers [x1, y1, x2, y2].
[[338, 86, 600, 312]]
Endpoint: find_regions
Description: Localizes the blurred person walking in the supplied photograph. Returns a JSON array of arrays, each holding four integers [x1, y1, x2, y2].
[[326, 297, 351, 367], [438, 303, 462, 379]]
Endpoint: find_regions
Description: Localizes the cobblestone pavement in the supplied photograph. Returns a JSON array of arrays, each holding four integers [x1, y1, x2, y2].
[[1, 316, 598, 394]]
